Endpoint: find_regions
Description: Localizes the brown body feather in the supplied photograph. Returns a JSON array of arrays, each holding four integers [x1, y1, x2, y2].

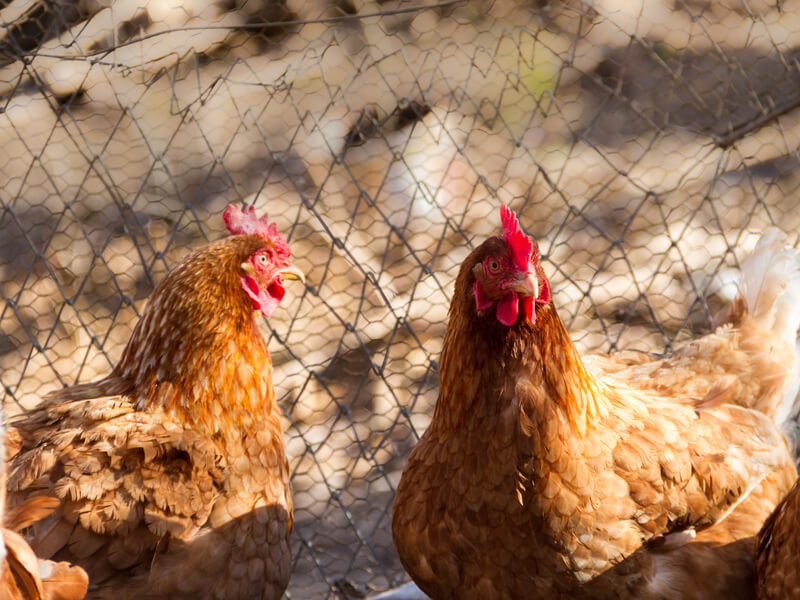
[[393, 233, 799, 599], [756, 477, 800, 600], [6, 235, 294, 599], [2, 410, 88, 600]]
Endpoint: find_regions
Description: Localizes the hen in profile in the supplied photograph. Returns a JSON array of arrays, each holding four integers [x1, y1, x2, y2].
[[392, 206, 800, 599], [6, 204, 304, 599]]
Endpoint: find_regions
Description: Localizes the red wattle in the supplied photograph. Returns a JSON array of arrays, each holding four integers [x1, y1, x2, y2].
[[521, 295, 534, 324], [496, 293, 519, 326], [242, 274, 262, 311]]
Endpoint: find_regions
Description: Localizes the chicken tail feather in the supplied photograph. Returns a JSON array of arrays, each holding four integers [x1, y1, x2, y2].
[[738, 228, 800, 430]]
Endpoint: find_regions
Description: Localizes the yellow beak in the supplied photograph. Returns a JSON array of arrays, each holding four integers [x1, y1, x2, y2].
[[277, 265, 306, 284], [510, 271, 538, 298]]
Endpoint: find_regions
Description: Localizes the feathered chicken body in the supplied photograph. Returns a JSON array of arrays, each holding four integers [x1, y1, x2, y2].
[[6, 205, 303, 600], [392, 207, 800, 599]]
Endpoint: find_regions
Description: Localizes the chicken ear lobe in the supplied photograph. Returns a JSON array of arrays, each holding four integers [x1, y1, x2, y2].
[[474, 280, 493, 311], [536, 275, 551, 305]]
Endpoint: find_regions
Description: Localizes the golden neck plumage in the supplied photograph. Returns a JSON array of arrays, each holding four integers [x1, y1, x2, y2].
[[107, 238, 279, 439], [534, 305, 610, 437], [435, 290, 610, 438]]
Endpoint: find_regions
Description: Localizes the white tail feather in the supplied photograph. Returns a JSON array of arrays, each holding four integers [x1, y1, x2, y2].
[[739, 228, 800, 429]]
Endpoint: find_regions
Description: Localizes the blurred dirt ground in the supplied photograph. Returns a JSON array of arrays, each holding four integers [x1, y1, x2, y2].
[[2, 0, 800, 597]]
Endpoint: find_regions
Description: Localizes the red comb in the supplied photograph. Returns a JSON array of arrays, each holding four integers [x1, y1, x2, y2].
[[500, 205, 533, 270], [223, 204, 291, 260]]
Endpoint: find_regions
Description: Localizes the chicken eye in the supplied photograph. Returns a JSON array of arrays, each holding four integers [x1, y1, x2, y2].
[[258, 254, 269, 264], [488, 259, 500, 272]]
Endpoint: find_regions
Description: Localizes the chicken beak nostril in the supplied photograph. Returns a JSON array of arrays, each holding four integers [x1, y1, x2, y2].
[[277, 265, 306, 285], [510, 271, 538, 298]]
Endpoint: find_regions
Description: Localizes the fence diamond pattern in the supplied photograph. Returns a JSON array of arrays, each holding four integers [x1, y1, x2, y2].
[[2, 0, 800, 597]]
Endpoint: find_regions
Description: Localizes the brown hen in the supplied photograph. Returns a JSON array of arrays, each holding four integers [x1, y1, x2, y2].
[[392, 207, 800, 599], [5, 204, 304, 600], [756, 476, 800, 599]]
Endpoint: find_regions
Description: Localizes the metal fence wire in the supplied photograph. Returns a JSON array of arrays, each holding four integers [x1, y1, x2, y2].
[[2, 0, 800, 597]]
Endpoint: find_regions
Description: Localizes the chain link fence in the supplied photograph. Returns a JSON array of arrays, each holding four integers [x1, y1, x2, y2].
[[2, 0, 800, 597]]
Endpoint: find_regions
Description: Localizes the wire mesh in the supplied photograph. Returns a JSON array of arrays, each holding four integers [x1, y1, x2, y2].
[[2, 0, 800, 597]]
